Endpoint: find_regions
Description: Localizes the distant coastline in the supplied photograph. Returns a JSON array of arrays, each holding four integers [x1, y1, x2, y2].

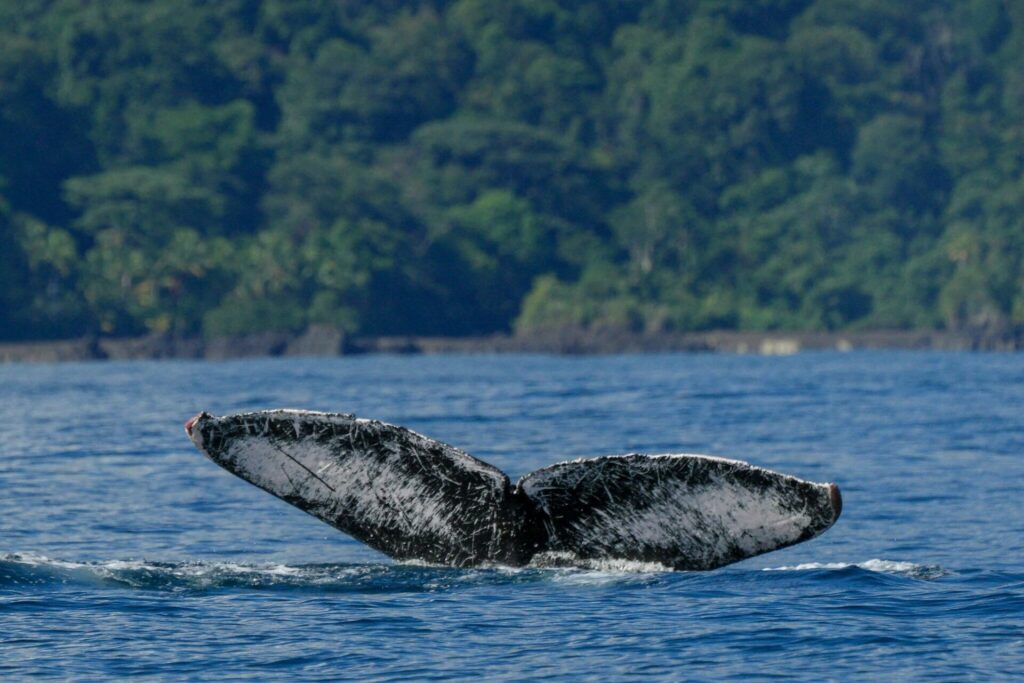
[[1, 326, 1019, 363]]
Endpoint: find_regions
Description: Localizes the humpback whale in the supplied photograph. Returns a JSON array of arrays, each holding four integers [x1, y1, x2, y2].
[[185, 410, 842, 570]]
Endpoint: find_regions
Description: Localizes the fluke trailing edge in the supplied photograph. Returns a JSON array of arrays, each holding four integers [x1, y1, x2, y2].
[[185, 410, 842, 570]]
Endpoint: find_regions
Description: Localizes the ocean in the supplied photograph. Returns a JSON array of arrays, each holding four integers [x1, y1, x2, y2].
[[1, 352, 1022, 679]]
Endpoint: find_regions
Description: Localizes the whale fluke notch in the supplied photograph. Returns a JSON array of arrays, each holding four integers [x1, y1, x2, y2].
[[186, 410, 841, 570]]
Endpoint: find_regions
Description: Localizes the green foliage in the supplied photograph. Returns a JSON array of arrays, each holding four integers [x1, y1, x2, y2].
[[3, 0, 1024, 341], [63, 166, 231, 335], [1, 202, 91, 340], [428, 190, 555, 332]]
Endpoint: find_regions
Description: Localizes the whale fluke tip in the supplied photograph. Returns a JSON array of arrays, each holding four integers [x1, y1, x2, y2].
[[829, 483, 842, 522], [184, 412, 209, 435]]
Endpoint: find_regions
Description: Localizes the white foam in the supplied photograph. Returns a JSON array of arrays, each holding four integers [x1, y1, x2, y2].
[[762, 558, 949, 578], [2, 552, 86, 570], [0, 553, 353, 583], [529, 550, 670, 575], [396, 558, 447, 569]]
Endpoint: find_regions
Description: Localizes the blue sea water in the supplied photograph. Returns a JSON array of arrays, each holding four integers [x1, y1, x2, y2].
[[1, 352, 1022, 680]]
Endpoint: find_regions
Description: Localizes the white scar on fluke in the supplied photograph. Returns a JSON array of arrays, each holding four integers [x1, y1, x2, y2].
[[185, 410, 842, 570]]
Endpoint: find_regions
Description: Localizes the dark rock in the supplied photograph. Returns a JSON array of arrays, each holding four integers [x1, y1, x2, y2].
[[204, 332, 291, 360], [100, 333, 204, 360], [284, 326, 348, 357], [361, 336, 422, 354], [0, 337, 104, 363]]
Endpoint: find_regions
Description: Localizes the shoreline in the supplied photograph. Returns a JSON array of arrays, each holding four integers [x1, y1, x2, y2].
[[0, 326, 1018, 363]]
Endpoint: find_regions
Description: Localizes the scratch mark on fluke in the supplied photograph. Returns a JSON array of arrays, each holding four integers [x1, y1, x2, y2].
[[268, 440, 337, 492]]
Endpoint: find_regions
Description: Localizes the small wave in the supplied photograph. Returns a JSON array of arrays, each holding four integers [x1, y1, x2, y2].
[[0, 553, 953, 593], [547, 569, 664, 587], [762, 558, 951, 580], [0, 552, 401, 592], [0, 551, 672, 594], [2, 552, 658, 593]]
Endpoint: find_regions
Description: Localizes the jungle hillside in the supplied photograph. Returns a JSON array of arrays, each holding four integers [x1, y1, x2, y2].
[[3, 0, 1024, 343]]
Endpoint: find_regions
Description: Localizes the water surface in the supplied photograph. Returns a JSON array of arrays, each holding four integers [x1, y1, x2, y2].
[[2, 353, 1022, 679]]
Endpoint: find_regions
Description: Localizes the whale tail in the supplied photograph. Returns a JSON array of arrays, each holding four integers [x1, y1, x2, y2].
[[186, 410, 841, 570]]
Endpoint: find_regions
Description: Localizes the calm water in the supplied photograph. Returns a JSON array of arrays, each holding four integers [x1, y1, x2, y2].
[[1, 353, 1022, 680]]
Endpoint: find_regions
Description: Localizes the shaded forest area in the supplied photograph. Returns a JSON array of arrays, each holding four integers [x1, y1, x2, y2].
[[3, 0, 1024, 343]]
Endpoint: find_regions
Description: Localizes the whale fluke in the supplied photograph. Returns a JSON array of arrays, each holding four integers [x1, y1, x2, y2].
[[185, 410, 841, 570]]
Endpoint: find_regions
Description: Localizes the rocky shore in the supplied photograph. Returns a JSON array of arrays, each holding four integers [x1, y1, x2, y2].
[[0, 325, 1019, 363]]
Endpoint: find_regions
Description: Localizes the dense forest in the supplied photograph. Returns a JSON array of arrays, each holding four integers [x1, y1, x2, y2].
[[2, 0, 1023, 342]]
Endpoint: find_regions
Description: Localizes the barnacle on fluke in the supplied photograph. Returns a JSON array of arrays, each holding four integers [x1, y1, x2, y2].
[[186, 410, 841, 570]]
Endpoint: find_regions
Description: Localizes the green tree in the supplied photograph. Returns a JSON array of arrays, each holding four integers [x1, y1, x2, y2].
[[64, 166, 230, 334]]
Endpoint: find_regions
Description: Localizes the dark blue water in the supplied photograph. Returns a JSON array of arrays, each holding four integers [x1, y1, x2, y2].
[[2, 353, 1022, 680]]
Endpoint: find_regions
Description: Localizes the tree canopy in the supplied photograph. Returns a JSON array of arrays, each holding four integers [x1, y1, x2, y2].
[[3, 0, 1023, 341]]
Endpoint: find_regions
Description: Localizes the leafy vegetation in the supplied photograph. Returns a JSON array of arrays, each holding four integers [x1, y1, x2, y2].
[[3, 0, 1024, 341]]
